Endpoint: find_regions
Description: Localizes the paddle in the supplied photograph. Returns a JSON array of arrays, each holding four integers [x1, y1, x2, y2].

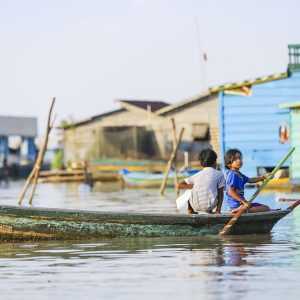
[[219, 147, 295, 236], [287, 199, 300, 210]]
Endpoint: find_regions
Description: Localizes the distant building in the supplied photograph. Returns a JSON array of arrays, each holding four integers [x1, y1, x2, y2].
[[156, 92, 219, 162], [0, 115, 37, 177], [62, 100, 170, 164], [211, 44, 300, 176], [62, 92, 221, 166]]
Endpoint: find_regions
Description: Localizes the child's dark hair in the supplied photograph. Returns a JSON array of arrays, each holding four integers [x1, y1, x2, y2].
[[198, 149, 217, 167], [224, 148, 243, 170]]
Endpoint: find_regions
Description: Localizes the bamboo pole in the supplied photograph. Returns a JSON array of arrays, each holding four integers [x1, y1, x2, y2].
[[219, 147, 295, 235], [18, 98, 56, 205], [171, 118, 179, 196], [159, 127, 184, 196]]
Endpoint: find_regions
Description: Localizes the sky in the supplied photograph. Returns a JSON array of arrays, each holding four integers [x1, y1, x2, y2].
[[1, 0, 300, 136]]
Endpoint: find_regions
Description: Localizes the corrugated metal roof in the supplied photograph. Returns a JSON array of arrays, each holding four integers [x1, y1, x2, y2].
[[156, 92, 212, 115], [209, 72, 288, 93], [63, 100, 170, 130], [62, 109, 125, 129], [117, 100, 170, 112], [0, 116, 37, 137]]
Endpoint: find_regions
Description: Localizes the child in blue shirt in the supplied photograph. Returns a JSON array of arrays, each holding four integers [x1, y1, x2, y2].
[[224, 149, 270, 213]]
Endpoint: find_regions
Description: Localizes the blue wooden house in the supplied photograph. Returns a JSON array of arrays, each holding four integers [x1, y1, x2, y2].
[[0, 116, 37, 177], [209, 44, 300, 176]]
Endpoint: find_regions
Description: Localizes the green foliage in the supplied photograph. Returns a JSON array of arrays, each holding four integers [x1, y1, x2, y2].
[[51, 150, 63, 169], [60, 119, 76, 131]]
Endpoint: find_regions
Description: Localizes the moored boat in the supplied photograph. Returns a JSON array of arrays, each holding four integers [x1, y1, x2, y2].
[[258, 177, 292, 191], [0, 201, 299, 241], [38, 169, 121, 183], [119, 168, 198, 188]]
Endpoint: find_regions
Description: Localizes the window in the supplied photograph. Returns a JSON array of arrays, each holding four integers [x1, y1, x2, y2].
[[192, 123, 209, 141]]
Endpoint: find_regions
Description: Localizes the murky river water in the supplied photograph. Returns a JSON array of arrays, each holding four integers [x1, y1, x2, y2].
[[1, 181, 300, 299]]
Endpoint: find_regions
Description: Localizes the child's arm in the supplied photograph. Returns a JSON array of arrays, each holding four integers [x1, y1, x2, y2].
[[178, 180, 193, 189], [248, 173, 271, 183], [215, 187, 224, 214], [227, 187, 248, 206]]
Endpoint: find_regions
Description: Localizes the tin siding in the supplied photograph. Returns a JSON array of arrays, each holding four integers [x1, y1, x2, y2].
[[221, 72, 300, 176], [291, 109, 300, 180]]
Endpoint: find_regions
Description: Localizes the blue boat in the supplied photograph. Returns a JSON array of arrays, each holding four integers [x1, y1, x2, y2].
[[119, 168, 199, 188]]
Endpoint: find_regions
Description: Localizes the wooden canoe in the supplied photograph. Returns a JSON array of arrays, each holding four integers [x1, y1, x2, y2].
[[119, 169, 198, 188], [0, 201, 299, 241]]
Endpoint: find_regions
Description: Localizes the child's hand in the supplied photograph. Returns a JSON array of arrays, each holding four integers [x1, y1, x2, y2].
[[242, 200, 249, 206], [229, 201, 249, 213], [263, 173, 273, 180]]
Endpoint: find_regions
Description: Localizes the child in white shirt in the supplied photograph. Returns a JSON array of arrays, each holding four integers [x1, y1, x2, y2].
[[178, 149, 225, 214]]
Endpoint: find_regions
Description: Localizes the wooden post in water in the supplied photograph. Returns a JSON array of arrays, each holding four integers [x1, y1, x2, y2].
[[159, 123, 184, 196], [18, 98, 56, 205], [171, 118, 179, 196]]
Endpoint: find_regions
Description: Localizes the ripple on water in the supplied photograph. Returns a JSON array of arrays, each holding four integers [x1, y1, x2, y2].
[[1, 183, 300, 299]]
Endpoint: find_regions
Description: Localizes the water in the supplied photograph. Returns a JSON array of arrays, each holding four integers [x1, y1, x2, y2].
[[1, 181, 300, 299]]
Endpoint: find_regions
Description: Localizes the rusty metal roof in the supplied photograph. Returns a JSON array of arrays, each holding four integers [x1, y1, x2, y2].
[[156, 92, 213, 115], [209, 72, 288, 93], [117, 100, 170, 112]]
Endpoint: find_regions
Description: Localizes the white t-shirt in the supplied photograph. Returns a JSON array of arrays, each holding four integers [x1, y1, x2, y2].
[[185, 167, 226, 212]]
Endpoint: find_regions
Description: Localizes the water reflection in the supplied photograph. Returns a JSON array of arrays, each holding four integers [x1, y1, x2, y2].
[[0, 235, 282, 267], [226, 245, 249, 266], [2, 183, 300, 299], [0, 234, 299, 300]]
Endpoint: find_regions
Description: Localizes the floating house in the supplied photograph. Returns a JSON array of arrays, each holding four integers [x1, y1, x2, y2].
[[157, 92, 219, 162], [0, 116, 37, 177], [210, 44, 300, 176], [62, 94, 220, 166], [279, 101, 300, 183], [62, 100, 170, 164]]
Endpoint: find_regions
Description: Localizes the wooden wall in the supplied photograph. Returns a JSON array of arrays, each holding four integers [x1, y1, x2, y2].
[[63, 95, 220, 164], [63, 109, 166, 163], [161, 94, 220, 162]]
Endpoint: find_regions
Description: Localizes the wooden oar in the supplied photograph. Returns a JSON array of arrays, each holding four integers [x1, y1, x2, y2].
[[219, 147, 295, 236], [287, 199, 300, 210], [277, 198, 298, 202]]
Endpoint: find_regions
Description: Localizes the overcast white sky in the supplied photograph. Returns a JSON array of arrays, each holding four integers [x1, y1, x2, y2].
[[0, 0, 299, 135]]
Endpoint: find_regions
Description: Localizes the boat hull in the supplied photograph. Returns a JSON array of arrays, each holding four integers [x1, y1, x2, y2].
[[119, 169, 196, 188], [0, 204, 292, 241]]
